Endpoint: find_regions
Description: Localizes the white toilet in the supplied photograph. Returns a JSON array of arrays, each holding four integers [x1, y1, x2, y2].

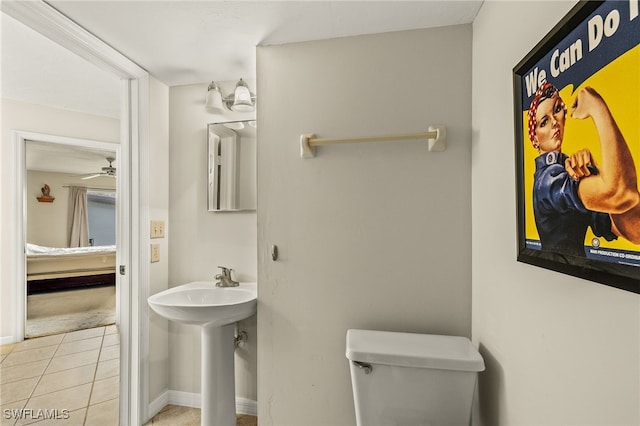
[[346, 329, 485, 426]]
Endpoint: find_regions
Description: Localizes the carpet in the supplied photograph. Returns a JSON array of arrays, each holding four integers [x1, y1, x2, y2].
[[26, 285, 116, 338]]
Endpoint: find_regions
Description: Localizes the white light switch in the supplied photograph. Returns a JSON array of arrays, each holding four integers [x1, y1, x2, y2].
[[151, 220, 165, 238]]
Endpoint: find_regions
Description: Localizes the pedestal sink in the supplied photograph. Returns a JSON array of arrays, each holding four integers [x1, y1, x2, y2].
[[148, 281, 257, 426]]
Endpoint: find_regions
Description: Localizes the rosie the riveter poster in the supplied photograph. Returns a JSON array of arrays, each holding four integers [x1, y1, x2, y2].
[[517, 0, 640, 275]]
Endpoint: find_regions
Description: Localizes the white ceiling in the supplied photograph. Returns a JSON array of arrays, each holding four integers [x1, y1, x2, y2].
[[48, 1, 483, 86], [1, 12, 122, 118], [26, 140, 117, 176], [3, 1, 482, 116], [2, 1, 482, 173]]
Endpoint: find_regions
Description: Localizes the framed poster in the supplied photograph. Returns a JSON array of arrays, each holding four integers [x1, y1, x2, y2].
[[513, 0, 640, 294]]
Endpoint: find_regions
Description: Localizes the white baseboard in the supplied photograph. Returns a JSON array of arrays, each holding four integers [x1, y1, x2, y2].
[[148, 390, 257, 419], [236, 397, 257, 416], [0, 336, 16, 345], [148, 390, 171, 418]]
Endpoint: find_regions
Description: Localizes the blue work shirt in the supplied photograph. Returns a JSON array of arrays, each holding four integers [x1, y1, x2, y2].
[[533, 151, 616, 257]]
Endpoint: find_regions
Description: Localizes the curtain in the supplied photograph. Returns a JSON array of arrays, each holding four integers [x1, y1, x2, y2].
[[68, 186, 89, 247]]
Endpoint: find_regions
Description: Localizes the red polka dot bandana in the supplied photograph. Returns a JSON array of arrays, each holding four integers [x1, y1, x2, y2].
[[527, 82, 557, 144]]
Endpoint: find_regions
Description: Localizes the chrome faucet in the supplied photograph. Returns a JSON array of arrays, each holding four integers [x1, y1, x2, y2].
[[215, 266, 239, 287]]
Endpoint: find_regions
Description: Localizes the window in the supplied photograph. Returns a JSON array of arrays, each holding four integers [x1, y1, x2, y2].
[[87, 191, 116, 246]]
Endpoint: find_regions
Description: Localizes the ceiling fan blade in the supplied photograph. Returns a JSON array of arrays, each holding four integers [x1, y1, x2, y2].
[[81, 174, 103, 180]]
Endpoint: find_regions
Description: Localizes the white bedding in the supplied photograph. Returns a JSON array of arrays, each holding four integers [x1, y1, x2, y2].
[[26, 243, 116, 257], [26, 243, 116, 280]]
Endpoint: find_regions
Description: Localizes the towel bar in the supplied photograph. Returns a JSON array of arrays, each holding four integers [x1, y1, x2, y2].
[[299, 125, 446, 158]]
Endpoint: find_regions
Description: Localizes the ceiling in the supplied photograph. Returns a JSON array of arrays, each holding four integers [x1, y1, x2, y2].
[[26, 140, 116, 176], [3, 1, 482, 116], [2, 1, 482, 173]]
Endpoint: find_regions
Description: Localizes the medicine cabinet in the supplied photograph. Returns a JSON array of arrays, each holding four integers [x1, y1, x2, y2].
[[207, 120, 257, 212]]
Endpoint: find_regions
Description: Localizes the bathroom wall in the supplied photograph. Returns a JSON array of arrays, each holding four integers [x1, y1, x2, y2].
[[472, 1, 640, 425], [167, 81, 258, 402], [148, 76, 171, 404], [0, 99, 119, 341], [257, 25, 472, 425]]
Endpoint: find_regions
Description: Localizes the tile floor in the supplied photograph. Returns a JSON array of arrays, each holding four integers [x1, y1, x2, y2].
[[0, 325, 119, 426], [144, 405, 257, 426]]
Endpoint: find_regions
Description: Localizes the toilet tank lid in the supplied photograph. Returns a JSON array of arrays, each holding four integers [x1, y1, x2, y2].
[[345, 329, 485, 372]]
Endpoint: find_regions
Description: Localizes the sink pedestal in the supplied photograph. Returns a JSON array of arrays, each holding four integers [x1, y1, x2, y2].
[[146, 282, 257, 426], [201, 323, 236, 426]]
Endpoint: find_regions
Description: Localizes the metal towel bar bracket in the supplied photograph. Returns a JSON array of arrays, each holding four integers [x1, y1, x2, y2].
[[300, 125, 446, 158]]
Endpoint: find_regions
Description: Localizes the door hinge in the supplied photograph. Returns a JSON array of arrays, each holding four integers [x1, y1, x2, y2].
[[119, 265, 126, 275]]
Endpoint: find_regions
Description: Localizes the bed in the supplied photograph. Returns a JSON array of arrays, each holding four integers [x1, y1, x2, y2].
[[26, 243, 117, 294]]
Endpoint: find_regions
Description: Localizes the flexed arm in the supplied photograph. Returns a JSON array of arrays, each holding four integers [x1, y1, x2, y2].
[[610, 206, 640, 244], [568, 87, 639, 213]]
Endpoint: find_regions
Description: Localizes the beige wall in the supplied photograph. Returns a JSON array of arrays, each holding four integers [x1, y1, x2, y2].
[[26, 171, 115, 248], [257, 25, 472, 425], [148, 76, 171, 403], [472, 1, 640, 425], [167, 81, 258, 401], [0, 99, 119, 340]]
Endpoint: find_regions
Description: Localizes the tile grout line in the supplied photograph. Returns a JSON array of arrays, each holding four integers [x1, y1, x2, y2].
[[16, 334, 65, 426], [1, 326, 121, 426], [0, 327, 111, 426], [82, 326, 106, 426]]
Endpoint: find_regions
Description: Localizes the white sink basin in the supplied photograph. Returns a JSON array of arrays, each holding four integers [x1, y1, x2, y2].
[[148, 280, 257, 425], [148, 281, 257, 327]]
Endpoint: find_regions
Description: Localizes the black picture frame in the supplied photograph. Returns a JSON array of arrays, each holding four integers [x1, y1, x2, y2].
[[513, 0, 640, 294]]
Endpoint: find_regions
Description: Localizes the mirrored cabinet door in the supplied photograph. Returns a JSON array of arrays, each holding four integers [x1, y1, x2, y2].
[[208, 121, 257, 212]]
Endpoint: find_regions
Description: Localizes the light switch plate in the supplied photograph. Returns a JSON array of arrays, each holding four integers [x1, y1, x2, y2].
[[151, 220, 165, 238], [151, 244, 160, 263]]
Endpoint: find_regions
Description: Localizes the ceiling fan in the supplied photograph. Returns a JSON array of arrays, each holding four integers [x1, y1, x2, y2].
[[79, 156, 116, 180]]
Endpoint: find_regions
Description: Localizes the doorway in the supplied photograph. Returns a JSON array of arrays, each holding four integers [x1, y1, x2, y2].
[[2, 2, 151, 424], [24, 138, 119, 339]]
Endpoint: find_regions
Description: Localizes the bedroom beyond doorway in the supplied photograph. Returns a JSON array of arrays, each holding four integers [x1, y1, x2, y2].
[[26, 285, 115, 338]]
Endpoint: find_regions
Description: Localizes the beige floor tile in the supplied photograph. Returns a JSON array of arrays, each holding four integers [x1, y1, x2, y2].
[[0, 377, 39, 404], [20, 408, 86, 426], [55, 337, 103, 357], [0, 399, 27, 426], [90, 375, 118, 405], [0, 344, 17, 356], [95, 358, 119, 381], [0, 354, 6, 364], [22, 383, 91, 416], [62, 327, 105, 343], [2, 346, 57, 368], [45, 349, 99, 374], [0, 360, 49, 385], [14, 335, 63, 353], [144, 405, 200, 426], [237, 414, 258, 426], [32, 364, 96, 397], [85, 398, 118, 426], [14, 409, 78, 426], [104, 325, 118, 335], [144, 405, 257, 426], [102, 333, 119, 347], [98, 344, 119, 362]]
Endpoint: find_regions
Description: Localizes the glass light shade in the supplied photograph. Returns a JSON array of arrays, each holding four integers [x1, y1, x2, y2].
[[231, 79, 254, 112], [206, 85, 224, 111], [222, 121, 245, 130]]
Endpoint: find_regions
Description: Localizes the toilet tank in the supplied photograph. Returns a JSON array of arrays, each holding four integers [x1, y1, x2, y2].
[[346, 329, 485, 426]]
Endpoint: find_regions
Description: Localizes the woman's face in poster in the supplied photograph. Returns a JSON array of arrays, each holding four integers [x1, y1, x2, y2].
[[534, 92, 566, 153]]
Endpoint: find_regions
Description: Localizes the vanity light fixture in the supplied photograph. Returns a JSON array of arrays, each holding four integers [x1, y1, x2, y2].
[[222, 121, 245, 130], [206, 78, 256, 112], [206, 82, 224, 112]]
